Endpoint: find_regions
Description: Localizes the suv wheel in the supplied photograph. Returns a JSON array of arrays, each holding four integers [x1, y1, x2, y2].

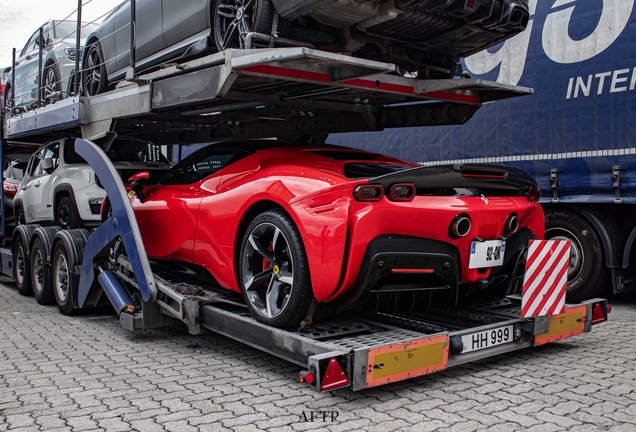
[[57, 197, 80, 229]]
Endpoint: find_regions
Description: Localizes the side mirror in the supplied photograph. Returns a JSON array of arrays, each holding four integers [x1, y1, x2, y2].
[[130, 178, 151, 204], [41, 158, 54, 172]]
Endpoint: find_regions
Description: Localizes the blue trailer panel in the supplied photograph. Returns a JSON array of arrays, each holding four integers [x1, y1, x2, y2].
[[330, 0, 636, 298]]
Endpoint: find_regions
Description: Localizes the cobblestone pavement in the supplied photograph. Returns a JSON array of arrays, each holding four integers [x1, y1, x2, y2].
[[1, 278, 635, 432]]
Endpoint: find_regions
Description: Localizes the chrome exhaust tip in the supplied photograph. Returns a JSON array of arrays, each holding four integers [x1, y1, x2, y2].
[[449, 215, 471, 238], [505, 214, 519, 235]]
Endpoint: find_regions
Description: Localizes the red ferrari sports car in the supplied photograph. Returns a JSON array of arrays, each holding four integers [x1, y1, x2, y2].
[[126, 141, 544, 327]]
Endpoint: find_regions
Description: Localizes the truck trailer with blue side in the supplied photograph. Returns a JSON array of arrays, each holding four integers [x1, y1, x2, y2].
[[330, 0, 636, 302]]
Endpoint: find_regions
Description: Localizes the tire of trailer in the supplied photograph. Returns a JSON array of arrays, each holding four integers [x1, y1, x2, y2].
[[57, 196, 80, 229], [52, 240, 78, 316], [31, 237, 54, 305], [544, 209, 606, 302], [12, 234, 32, 296], [82, 40, 108, 97], [213, 0, 273, 51], [239, 209, 313, 328]]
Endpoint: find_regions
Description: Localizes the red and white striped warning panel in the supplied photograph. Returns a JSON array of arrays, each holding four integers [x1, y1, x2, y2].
[[521, 240, 571, 318]]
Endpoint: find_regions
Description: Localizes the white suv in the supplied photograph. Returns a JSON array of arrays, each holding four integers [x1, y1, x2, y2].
[[14, 136, 171, 229]]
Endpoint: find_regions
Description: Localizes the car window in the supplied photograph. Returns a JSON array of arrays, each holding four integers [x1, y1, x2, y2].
[[20, 30, 40, 57], [63, 140, 87, 165], [52, 20, 98, 41], [33, 143, 59, 176], [27, 149, 44, 177], [161, 148, 240, 185], [12, 163, 27, 181], [106, 140, 170, 164], [42, 24, 50, 45]]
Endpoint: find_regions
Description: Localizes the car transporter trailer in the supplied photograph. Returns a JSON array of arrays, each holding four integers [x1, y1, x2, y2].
[[0, 47, 610, 392]]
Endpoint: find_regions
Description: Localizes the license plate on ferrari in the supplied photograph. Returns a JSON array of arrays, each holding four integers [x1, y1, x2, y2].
[[469, 239, 505, 269], [461, 325, 514, 353]]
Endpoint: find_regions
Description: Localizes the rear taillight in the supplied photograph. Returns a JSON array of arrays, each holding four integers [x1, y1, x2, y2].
[[3, 182, 17, 195], [388, 183, 415, 202], [524, 186, 541, 201], [0, 83, 5, 96], [353, 184, 384, 202]]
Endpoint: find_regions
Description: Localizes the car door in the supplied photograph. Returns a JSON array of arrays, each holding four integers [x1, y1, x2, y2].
[[114, 0, 166, 71], [32, 142, 60, 220], [13, 29, 41, 109], [161, 0, 209, 47], [19, 148, 45, 222]]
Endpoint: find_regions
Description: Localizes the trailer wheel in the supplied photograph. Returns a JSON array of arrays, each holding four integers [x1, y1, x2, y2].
[[239, 209, 313, 327], [544, 209, 606, 302], [52, 241, 78, 316], [12, 235, 32, 296], [57, 196, 80, 229], [83, 41, 108, 96], [31, 238, 54, 305], [213, 0, 273, 51]]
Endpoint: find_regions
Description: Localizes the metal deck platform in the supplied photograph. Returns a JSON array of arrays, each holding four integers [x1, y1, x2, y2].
[[2, 48, 532, 144]]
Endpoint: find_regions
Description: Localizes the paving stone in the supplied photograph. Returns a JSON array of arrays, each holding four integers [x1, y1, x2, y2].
[[2, 283, 636, 431]]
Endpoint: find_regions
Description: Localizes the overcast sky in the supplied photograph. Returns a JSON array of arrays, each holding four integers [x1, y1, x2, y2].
[[0, 0, 117, 67]]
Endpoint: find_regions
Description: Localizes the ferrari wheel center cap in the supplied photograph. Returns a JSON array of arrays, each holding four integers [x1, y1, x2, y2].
[[237, 7, 244, 20], [272, 265, 280, 275]]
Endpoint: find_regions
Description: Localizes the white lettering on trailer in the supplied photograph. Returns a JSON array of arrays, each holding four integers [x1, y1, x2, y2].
[[566, 67, 636, 98], [465, 0, 537, 86], [465, 0, 634, 86], [543, 0, 633, 64]]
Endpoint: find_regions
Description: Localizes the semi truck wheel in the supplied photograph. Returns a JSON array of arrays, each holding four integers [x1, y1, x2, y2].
[[12, 235, 32, 296], [544, 209, 606, 302], [52, 241, 78, 316], [31, 238, 54, 305]]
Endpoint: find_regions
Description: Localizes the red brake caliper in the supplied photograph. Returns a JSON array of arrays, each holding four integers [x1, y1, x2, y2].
[[263, 243, 274, 287]]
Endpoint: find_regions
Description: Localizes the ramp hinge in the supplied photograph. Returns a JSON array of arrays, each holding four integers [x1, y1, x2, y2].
[[612, 165, 622, 204], [550, 169, 559, 203]]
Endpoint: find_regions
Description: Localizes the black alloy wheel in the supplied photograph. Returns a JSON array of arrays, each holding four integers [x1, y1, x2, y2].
[[213, 0, 273, 51], [57, 197, 80, 229], [83, 41, 108, 96], [15, 207, 25, 226], [239, 209, 313, 327]]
